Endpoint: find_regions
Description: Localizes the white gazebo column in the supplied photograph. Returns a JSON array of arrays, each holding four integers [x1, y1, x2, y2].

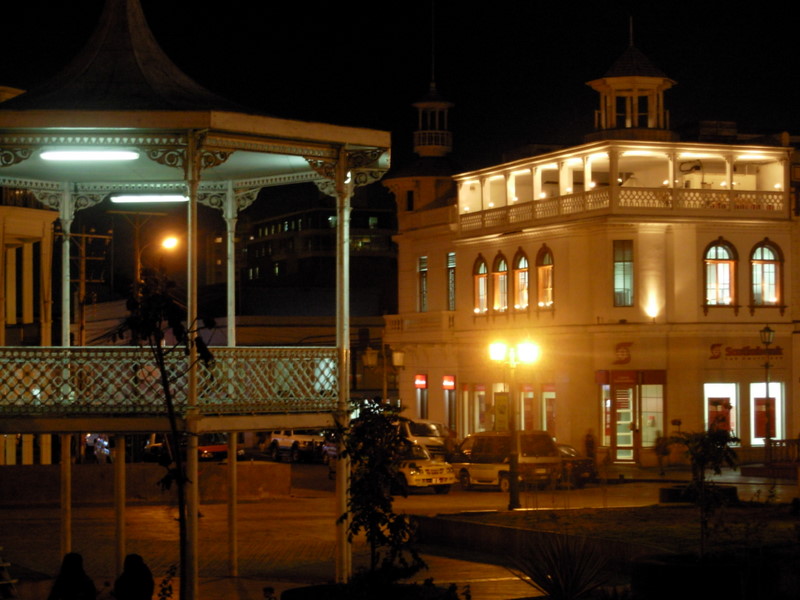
[[227, 432, 238, 576], [335, 148, 353, 583], [59, 190, 74, 347], [185, 131, 202, 600], [39, 218, 54, 345], [113, 434, 126, 575], [223, 184, 237, 347], [60, 433, 72, 555]]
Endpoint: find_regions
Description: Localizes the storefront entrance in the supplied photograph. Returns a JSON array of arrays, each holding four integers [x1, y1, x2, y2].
[[598, 370, 665, 463]]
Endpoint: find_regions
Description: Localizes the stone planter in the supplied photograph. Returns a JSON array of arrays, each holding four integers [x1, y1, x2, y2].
[[658, 483, 738, 504]]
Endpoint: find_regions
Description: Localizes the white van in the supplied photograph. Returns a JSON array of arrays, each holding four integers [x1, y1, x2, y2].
[[397, 418, 453, 461]]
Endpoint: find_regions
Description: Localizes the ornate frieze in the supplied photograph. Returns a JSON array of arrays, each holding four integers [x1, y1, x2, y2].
[[205, 133, 337, 159]]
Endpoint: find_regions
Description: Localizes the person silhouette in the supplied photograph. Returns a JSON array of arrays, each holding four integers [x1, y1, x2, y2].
[[48, 552, 97, 600], [112, 554, 154, 600]]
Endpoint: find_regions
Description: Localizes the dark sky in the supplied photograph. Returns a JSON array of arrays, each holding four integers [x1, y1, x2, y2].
[[3, 1, 800, 170]]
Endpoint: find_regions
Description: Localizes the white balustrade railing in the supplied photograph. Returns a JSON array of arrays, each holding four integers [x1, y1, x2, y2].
[[0, 346, 338, 417], [459, 187, 787, 235]]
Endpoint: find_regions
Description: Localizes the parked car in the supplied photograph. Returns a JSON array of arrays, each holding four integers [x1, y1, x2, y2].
[[142, 432, 244, 463], [263, 429, 325, 462], [397, 418, 454, 461], [452, 431, 562, 492], [327, 440, 456, 493], [321, 431, 338, 465], [557, 443, 597, 488]]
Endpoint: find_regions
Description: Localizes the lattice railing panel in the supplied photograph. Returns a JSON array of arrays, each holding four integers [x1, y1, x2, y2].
[[0, 346, 338, 418]]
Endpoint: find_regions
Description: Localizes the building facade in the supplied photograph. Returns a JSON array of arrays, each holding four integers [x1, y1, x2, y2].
[[383, 48, 798, 465]]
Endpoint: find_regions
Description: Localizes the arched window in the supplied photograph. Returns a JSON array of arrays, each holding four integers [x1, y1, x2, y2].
[[473, 257, 488, 314], [513, 251, 529, 310], [751, 240, 782, 307], [536, 246, 554, 308], [704, 239, 737, 306], [492, 254, 508, 312]]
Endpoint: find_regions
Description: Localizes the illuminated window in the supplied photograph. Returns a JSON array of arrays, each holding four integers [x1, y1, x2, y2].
[[513, 251, 529, 310], [613, 240, 634, 307], [704, 239, 737, 306], [751, 240, 782, 306], [492, 255, 508, 311], [418, 256, 428, 312], [446, 252, 456, 311], [473, 257, 488, 314], [536, 245, 554, 308]]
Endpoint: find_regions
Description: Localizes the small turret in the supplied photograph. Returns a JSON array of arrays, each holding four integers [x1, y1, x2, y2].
[[585, 44, 677, 142], [412, 82, 454, 157]]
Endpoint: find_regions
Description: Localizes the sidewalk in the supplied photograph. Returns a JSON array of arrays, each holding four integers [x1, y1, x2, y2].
[[4, 465, 794, 600]]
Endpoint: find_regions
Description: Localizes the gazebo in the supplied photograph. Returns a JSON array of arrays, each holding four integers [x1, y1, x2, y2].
[[0, 0, 389, 595]]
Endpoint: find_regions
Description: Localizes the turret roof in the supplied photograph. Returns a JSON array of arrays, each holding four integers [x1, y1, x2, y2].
[[604, 45, 668, 79]]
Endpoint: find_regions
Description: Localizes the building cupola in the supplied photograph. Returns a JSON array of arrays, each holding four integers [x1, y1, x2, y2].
[[585, 43, 678, 142], [412, 81, 454, 157]]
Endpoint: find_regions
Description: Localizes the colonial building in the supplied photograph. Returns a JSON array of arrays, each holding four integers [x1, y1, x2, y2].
[[383, 46, 798, 465]]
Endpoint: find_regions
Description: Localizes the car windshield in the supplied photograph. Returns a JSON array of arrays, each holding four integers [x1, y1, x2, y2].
[[521, 435, 558, 457], [407, 421, 447, 438]]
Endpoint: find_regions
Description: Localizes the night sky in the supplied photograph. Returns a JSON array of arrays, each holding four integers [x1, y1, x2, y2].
[[2, 1, 800, 170]]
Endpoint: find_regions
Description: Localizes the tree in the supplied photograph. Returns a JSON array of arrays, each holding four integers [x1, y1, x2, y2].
[[337, 399, 426, 584], [670, 426, 739, 556], [116, 268, 214, 600]]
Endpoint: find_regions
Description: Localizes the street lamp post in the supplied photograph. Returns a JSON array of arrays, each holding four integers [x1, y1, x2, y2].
[[135, 235, 180, 295], [760, 325, 775, 459], [489, 341, 540, 510], [362, 342, 404, 403]]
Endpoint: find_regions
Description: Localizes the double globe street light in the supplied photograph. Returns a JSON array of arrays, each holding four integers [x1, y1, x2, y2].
[[488, 341, 541, 510]]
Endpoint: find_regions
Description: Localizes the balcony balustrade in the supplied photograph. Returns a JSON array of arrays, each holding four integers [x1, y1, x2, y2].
[[460, 187, 786, 235], [0, 346, 338, 418]]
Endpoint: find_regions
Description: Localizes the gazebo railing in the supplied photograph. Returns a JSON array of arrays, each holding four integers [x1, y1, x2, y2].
[[0, 346, 338, 417]]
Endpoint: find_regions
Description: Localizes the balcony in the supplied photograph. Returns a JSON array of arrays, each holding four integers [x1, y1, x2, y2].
[[0, 346, 338, 419], [459, 187, 787, 236]]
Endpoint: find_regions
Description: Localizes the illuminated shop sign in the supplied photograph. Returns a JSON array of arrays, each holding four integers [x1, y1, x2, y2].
[[414, 374, 427, 389]]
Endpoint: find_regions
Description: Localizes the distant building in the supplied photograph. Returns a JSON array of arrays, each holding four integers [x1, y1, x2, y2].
[[383, 45, 799, 465], [239, 182, 397, 317]]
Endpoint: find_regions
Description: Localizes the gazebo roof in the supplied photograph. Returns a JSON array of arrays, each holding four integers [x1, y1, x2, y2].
[[0, 0, 246, 112], [0, 0, 389, 199]]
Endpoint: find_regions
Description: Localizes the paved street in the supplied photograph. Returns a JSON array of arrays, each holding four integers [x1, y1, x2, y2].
[[1, 464, 795, 599]]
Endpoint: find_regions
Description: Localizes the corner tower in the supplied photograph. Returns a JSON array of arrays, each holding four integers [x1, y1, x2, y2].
[[413, 82, 455, 158], [585, 44, 678, 142]]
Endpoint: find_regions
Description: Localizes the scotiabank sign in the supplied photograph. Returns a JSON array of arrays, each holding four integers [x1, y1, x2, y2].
[[709, 344, 784, 361]]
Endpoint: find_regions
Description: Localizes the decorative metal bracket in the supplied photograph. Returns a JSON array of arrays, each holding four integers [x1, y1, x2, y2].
[[0, 147, 33, 167], [146, 147, 185, 169]]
